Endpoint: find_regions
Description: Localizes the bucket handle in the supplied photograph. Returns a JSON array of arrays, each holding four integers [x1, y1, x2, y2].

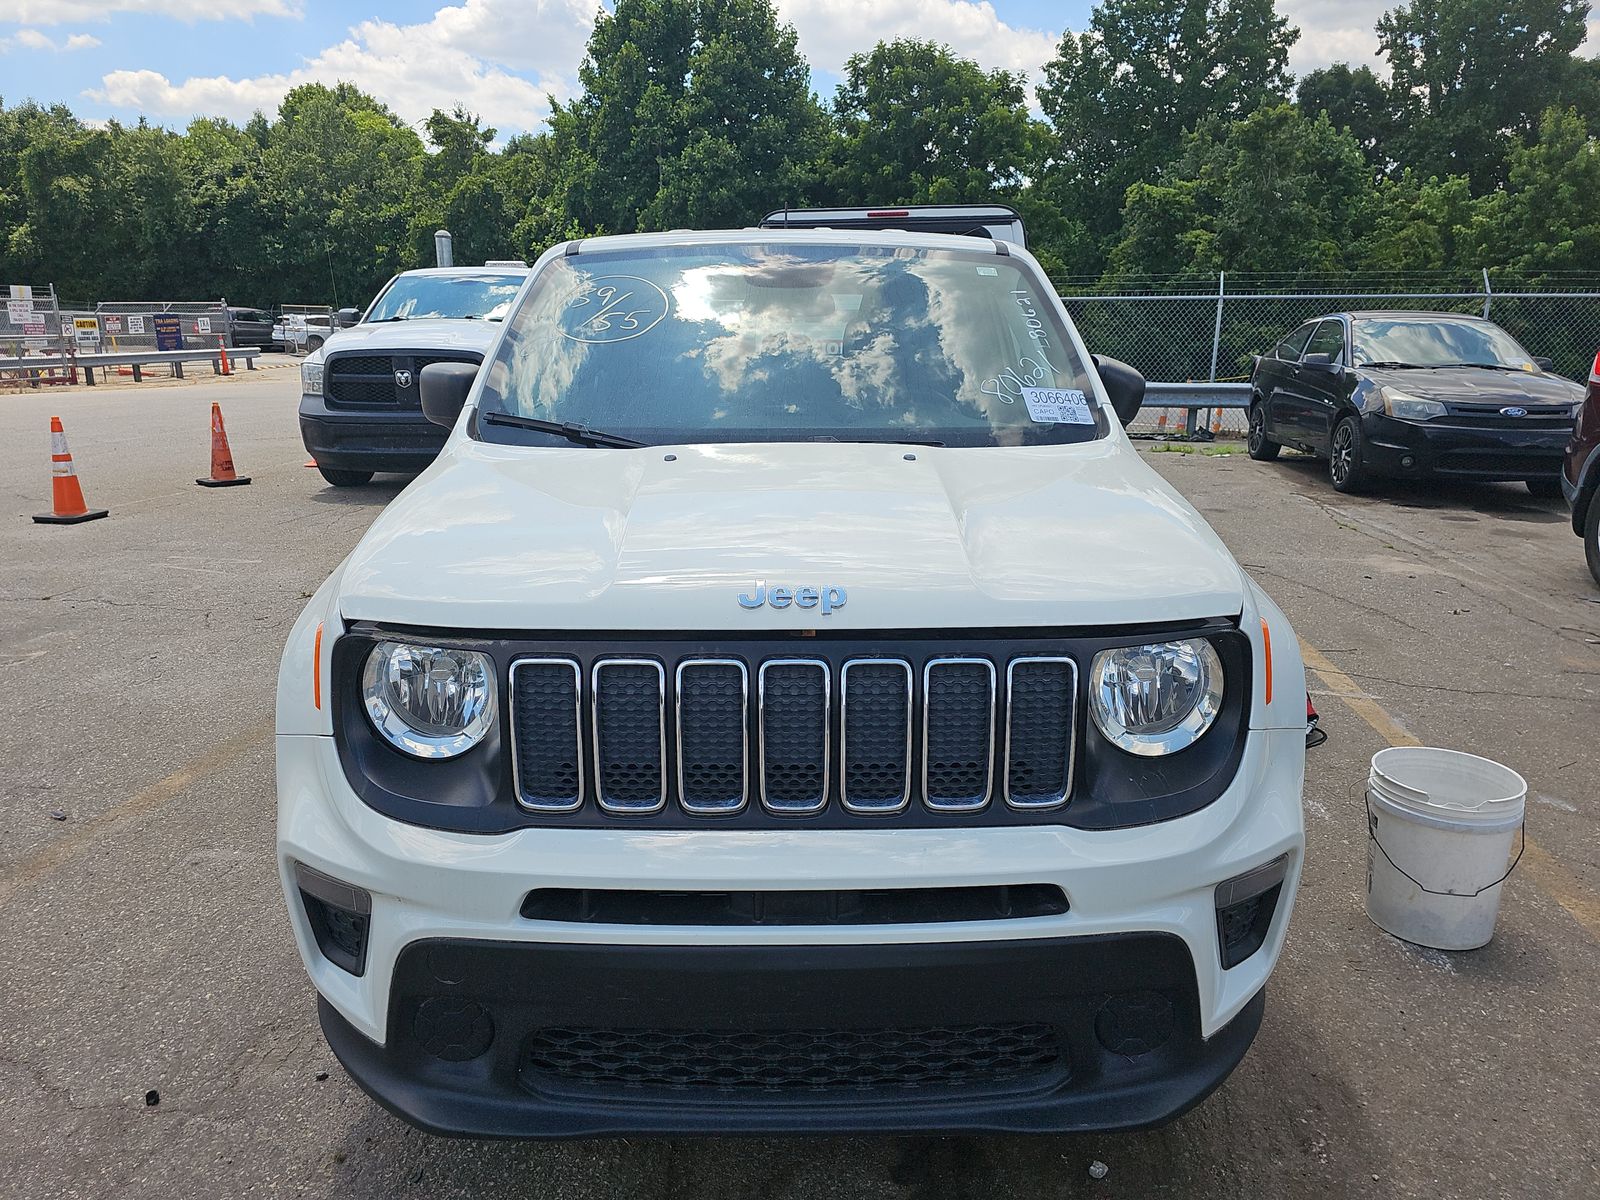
[[1366, 793, 1526, 899]]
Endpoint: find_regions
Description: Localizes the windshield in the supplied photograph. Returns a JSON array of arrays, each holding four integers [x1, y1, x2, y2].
[[476, 243, 1103, 447], [365, 273, 524, 323], [1352, 316, 1536, 370]]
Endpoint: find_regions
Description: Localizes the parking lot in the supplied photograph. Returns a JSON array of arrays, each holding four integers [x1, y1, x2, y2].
[[1, 369, 1596, 1199]]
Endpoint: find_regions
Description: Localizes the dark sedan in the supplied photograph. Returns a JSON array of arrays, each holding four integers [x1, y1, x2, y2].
[[1248, 312, 1584, 495]]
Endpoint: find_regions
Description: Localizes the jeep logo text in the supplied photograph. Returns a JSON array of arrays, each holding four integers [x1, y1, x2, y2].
[[738, 583, 847, 615]]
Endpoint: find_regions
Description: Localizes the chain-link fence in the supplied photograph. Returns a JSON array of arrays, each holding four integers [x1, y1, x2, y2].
[[1060, 274, 1600, 438], [96, 301, 232, 352], [1, 284, 66, 356]]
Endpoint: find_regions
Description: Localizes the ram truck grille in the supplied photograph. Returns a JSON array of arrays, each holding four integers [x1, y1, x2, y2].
[[510, 648, 1077, 821], [324, 351, 481, 408]]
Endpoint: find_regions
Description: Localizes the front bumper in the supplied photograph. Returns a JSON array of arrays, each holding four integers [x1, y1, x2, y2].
[[319, 936, 1266, 1138], [278, 727, 1303, 1135], [1360, 411, 1571, 482], [299, 395, 446, 474]]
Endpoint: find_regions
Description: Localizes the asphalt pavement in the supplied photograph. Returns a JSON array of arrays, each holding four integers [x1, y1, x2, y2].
[[1, 370, 1596, 1199]]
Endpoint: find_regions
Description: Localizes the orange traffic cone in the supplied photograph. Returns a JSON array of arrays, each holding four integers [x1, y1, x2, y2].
[[218, 343, 231, 376], [33, 417, 109, 524], [196, 402, 251, 487]]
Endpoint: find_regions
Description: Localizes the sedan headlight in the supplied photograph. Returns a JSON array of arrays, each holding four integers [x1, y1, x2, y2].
[[301, 362, 324, 396], [1089, 639, 1224, 757], [361, 641, 495, 759], [1380, 386, 1444, 421]]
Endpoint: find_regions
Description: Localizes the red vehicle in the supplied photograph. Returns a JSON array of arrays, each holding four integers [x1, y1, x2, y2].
[[1563, 349, 1600, 585]]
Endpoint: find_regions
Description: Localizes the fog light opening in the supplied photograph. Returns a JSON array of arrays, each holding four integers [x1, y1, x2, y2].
[[1215, 854, 1289, 970], [295, 861, 372, 977], [414, 997, 496, 1062]]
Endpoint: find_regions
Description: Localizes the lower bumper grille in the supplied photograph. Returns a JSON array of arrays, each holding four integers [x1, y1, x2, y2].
[[522, 1022, 1062, 1092]]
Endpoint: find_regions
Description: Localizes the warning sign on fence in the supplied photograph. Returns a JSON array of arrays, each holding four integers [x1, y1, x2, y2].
[[7, 299, 35, 324], [73, 317, 100, 346], [196, 317, 212, 334], [128, 314, 146, 334], [102, 315, 123, 335], [153, 314, 183, 351]]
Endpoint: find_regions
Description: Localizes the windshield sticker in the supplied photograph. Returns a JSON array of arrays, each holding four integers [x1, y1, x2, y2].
[[1010, 291, 1050, 345], [1022, 387, 1094, 425], [976, 266, 998, 277], [982, 351, 1061, 403], [561, 275, 669, 344]]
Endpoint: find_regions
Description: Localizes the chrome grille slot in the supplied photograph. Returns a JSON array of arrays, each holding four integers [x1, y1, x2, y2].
[[923, 658, 996, 811], [592, 659, 666, 814], [758, 659, 830, 814], [675, 659, 748, 815], [841, 658, 912, 814], [1004, 657, 1077, 810], [509, 659, 583, 812]]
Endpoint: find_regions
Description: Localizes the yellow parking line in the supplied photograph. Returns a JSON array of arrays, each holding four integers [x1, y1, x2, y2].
[[1301, 641, 1600, 941], [0, 721, 273, 909]]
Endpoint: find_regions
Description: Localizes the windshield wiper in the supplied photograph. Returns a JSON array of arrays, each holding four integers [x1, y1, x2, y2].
[[367, 315, 408, 323], [481, 411, 646, 448], [1358, 360, 1420, 369], [1425, 362, 1522, 371]]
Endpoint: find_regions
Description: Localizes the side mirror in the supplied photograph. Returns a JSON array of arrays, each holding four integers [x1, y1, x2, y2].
[[1092, 355, 1146, 426], [1300, 352, 1340, 371], [419, 361, 478, 428], [1532, 356, 1554, 372], [335, 307, 361, 328]]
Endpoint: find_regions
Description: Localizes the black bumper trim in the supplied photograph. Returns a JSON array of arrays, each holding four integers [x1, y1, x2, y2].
[[299, 404, 446, 473], [317, 933, 1265, 1138]]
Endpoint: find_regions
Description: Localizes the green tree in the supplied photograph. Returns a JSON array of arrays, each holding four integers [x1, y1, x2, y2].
[[1106, 104, 1376, 279], [1486, 106, 1600, 276], [828, 39, 1040, 204], [1036, 0, 1299, 258], [550, 0, 826, 234], [1297, 63, 1393, 164], [1377, 0, 1592, 189]]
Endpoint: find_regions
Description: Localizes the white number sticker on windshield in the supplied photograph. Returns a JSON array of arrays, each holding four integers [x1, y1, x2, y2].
[[1022, 387, 1094, 424], [561, 275, 670, 343]]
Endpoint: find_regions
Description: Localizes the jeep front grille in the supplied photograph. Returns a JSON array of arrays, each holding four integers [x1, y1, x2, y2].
[[510, 650, 1078, 819]]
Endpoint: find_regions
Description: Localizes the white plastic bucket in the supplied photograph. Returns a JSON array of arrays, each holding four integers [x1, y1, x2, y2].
[[1365, 747, 1526, 950]]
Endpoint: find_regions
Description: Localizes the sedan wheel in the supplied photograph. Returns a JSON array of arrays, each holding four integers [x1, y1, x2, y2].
[[1586, 496, 1600, 587], [1329, 418, 1369, 493], [1247, 404, 1281, 461]]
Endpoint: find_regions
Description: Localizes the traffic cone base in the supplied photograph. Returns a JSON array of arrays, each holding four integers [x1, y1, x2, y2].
[[197, 401, 251, 487], [34, 507, 109, 525], [34, 416, 109, 524]]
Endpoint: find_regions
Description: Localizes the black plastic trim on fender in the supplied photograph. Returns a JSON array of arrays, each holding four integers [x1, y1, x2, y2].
[[315, 933, 1266, 1139]]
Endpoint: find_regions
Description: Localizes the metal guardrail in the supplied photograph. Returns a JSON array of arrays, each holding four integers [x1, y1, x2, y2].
[[1144, 382, 1251, 407], [0, 347, 262, 386]]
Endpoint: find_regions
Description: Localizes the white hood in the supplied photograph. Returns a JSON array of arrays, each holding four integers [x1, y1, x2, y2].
[[314, 318, 504, 358], [337, 436, 1247, 632]]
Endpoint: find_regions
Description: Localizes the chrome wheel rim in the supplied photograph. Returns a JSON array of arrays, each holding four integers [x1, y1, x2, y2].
[[1248, 410, 1263, 451], [1331, 425, 1352, 484]]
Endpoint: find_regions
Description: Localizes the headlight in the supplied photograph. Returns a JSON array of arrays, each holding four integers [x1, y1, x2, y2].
[[361, 641, 495, 759], [1380, 386, 1444, 421], [1089, 638, 1224, 756], [301, 362, 324, 396]]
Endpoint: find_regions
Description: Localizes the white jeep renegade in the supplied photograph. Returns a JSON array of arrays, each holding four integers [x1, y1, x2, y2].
[[276, 227, 1306, 1138]]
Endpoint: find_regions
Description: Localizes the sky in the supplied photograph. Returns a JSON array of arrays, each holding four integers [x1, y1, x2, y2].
[[1, 0, 1596, 142]]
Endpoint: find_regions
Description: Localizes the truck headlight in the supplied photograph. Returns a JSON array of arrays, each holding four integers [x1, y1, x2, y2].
[[1089, 639, 1224, 756], [360, 641, 495, 759], [1380, 386, 1444, 421], [301, 362, 324, 396]]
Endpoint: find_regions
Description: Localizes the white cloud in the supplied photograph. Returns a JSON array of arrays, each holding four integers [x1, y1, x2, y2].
[[1279, 0, 1389, 77], [775, 0, 1061, 82], [8, 28, 103, 52], [5, 0, 298, 23], [87, 5, 593, 136]]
